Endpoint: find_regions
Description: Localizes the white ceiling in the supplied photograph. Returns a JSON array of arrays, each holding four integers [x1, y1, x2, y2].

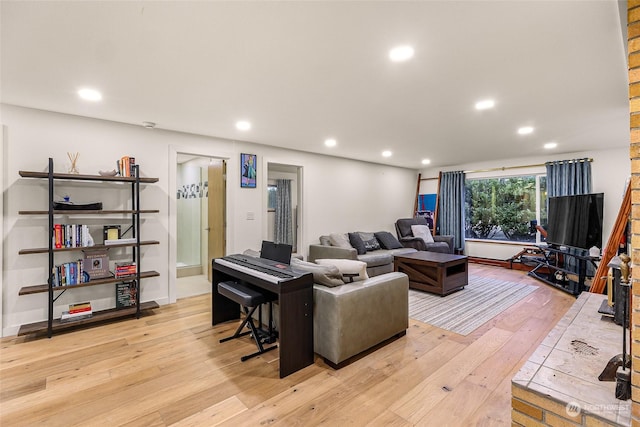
[[1, 1, 629, 169]]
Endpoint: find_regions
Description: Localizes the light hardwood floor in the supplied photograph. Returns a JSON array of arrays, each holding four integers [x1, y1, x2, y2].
[[0, 264, 576, 426]]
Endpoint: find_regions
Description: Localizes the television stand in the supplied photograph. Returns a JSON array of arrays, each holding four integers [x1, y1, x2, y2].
[[527, 245, 599, 296]]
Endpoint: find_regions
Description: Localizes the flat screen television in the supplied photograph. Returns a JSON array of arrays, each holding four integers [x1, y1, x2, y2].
[[546, 193, 604, 250]]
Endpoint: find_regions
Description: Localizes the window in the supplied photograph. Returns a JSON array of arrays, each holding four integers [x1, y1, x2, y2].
[[465, 174, 547, 243], [267, 185, 277, 211]]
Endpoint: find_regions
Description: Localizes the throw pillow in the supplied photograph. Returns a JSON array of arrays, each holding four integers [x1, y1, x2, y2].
[[411, 224, 434, 243], [357, 231, 381, 251], [329, 232, 353, 249], [374, 231, 403, 249], [348, 232, 367, 255], [315, 259, 369, 282], [243, 249, 260, 257], [290, 258, 344, 287]]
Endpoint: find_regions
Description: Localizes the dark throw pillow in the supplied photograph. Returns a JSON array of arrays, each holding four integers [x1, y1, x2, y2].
[[357, 231, 381, 252], [375, 231, 404, 249], [348, 232, 367, 255]]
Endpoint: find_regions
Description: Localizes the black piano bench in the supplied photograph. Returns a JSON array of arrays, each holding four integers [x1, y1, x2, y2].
[[217, 281, 278, 361]]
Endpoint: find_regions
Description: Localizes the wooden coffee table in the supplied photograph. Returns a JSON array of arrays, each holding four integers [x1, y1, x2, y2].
[[394, 251, 468, 296]]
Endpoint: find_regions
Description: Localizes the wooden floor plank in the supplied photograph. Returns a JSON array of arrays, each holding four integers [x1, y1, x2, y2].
[[0, 264, 576, 426]]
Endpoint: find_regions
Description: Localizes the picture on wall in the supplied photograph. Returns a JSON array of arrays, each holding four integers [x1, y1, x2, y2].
[[241, 153, 257, 188]]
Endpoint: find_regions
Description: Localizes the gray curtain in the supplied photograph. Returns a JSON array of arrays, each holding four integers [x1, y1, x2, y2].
[[274, 179, 293, 245], [545, 158, 592, 197], [438, 171, 466, 251], [545, 159, 593, 273]]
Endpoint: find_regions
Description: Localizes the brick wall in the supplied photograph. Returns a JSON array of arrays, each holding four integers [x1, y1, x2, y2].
[[631, 1, 640, 425]]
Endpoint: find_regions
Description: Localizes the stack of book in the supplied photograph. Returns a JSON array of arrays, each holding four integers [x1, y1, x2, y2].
[[60, 302, 92, 322], [115, 262, 137, 278], [117, 156, 136, 177]]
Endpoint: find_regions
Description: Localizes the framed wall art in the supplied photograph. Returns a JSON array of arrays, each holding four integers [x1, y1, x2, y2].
[[240, 153, 257, 188]]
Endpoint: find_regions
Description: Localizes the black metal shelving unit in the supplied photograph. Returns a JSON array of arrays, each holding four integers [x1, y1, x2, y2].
[[17, 158, 160, 337]]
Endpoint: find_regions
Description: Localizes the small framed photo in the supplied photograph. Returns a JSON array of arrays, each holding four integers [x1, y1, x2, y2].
[[240, 153, 257, 188]]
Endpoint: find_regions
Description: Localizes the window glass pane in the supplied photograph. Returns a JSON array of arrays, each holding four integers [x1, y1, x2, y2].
[[465, 175, 542, 243], [267, 185, 277, 210]]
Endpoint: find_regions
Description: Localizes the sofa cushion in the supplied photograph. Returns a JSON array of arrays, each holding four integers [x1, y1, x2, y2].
[[348, 232, 367, 255], [423, 242, 451, 253], [387, 247, 419, 256], [374, 231, 403, 249], [358, 231, 381, 251], [316, 259, 369, 282], [357, 252, 393, 268], [290, 258, 344, 287], [329, 232, 352, 249], [411, 224, 435, 243]]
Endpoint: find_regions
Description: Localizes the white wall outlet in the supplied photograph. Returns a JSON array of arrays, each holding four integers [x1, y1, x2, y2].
[[247, 211, 255, 220]]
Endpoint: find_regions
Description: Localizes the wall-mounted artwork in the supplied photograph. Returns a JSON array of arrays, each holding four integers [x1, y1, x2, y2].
[[241, 153, 257, 188]]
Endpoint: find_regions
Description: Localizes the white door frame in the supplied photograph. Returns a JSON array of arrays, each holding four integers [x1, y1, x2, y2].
[[168, 145, 233, 304]]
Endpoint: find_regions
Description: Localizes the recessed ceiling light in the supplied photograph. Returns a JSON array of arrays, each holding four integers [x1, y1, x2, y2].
[[142, 121, 156, 129], [517, 126, 534, 135], [324, 138, 337, 147], [78, 88, 102, 102], [389, 45, 414, 62], [236, 120, 251, 131], [382, 150, 393, 158], [421, 159, 431, 165], [544, 142, 558, 149], [475, 99, 495, 110]]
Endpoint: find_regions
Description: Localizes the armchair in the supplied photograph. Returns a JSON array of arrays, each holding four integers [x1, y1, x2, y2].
[[395, 217, 454, 254]]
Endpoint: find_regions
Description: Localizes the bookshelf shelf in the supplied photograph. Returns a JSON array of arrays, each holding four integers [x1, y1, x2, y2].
[[17, 158, 161, 338], [18, 209, 160, 215], [18, 271, 161, 295], [19, 240, 160, 255], [19, 170, 159, 183], [17, 301, 160, 336]]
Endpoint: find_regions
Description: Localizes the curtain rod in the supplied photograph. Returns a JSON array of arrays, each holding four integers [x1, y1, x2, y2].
[[419, 158, 593, 181]]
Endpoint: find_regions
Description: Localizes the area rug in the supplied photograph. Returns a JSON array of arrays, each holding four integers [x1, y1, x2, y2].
[[408, 276, 537, 335]]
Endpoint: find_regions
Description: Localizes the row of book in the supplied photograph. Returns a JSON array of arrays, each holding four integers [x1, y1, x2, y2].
[[60, 301, 92, 322], [52, 260, 89, 287], [117, 156, 136, 177], [114, 262, 137, 278], [54, 224, 93, 249]]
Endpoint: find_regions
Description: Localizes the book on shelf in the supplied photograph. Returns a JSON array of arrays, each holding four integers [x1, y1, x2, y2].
[[105, 237, 136, 245], [117, 156, 136, 178], [61, 301, 92, 322], [52, 260, 88, 287], [60, 311, 92, 322], [103, 225, 121, 243], [115, 262, 137, 278], [116, 281, 137, 308], [53, 224, 94, 248], [82, 249, 111, 279], [68, 301, 92, 314]]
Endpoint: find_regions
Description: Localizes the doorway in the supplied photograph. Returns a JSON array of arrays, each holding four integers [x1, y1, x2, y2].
[[266, 163, 302, 254], [176, 154, 226, 299]]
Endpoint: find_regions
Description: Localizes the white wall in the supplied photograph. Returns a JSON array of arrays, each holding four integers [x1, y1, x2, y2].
[[1, 104, 418, 336], [419, 148, 630, 260]]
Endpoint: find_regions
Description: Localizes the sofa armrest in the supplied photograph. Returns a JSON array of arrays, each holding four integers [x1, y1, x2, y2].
[[308, 244, 357, 263], [434, 235, 455, 253], [398, 236, 427, 251]]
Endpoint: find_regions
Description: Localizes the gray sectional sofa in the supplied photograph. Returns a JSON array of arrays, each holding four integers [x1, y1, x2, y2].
[[312, 271, 409, 367], [308, 232, 417, 276]]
